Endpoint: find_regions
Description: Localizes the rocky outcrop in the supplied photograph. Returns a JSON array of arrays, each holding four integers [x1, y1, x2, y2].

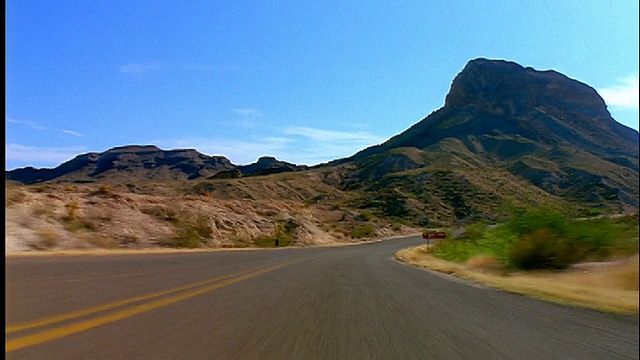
[[238, 156, 308, 176]]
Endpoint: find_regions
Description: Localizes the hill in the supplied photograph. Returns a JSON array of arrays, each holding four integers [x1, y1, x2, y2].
[[5, 58, 639, 252], [6, 145, 308, 184], [333, 58, 639, 214]]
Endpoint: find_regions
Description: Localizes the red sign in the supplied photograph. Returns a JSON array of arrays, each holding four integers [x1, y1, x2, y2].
[[423, 232, 446, 239]]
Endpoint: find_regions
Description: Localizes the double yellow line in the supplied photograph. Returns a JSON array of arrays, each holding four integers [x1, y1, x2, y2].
[[6, 260, 300, 352]]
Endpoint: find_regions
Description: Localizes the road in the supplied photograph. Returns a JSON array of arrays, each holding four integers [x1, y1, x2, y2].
[[6, 236, 639, 359]]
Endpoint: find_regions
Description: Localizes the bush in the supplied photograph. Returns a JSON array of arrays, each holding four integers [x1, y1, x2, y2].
[[352, 224, 374, 239], [430, 208, 639, 271], [508, 229, 580, 270]]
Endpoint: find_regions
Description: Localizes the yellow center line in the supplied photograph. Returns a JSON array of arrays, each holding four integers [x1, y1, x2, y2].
[[7, 259, 302, 352], [6, 267, 258, 334]]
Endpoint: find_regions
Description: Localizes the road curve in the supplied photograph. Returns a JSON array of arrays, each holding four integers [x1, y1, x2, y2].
[[6, 236, 639, 359]]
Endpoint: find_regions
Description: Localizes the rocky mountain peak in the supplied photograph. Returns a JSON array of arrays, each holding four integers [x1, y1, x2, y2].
[[445, 58, 608, 118]]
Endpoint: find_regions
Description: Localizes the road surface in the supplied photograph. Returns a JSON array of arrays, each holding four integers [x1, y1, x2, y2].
[[6, 236, 639, 359]]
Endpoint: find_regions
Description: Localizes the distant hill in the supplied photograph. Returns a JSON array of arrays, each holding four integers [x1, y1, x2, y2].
[[5, 145, 308, 184]]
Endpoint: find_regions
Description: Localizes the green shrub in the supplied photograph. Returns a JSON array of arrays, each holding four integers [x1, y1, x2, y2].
[[431, 208, 638, 271], [352, 224, 374, 239], [507, 229, 580, 270]]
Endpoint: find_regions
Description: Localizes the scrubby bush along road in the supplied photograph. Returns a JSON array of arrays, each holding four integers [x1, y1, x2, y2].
[[6, 236, 638, 359], [433, 210, 639, 270]]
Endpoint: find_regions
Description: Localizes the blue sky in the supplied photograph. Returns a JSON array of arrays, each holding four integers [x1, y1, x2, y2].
[[6, 1, 639, 170]]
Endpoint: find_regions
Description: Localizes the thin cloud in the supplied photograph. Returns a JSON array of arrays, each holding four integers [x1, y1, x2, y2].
[[60, 129, 86, 137], [228, 108, 262, 128], [5, 143, 87, 169], [119, 61, 167, 74], [232, 108, 262, 118], [159, 136, 294, 165], [6, 118, 46, 131], [598, 74, 639, 109], [158, 126, 386, 166], [284, 126, 383, 143], [7, 117, 86, 138]]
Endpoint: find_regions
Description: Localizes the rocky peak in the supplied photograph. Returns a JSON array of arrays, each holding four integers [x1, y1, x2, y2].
[[445, 58, 608, 117]]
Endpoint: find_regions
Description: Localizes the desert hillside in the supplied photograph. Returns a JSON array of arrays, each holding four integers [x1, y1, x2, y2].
[[5, 171, 419, 253]]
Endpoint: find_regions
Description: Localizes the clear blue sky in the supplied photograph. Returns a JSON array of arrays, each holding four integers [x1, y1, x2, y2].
[[6, 0, 639, 170]]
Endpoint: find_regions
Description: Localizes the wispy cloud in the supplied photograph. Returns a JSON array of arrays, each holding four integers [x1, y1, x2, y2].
[[227, 108, 263, 128], [5, 143, 87, 169], [119, 61, 167, 74], [60, 129, 86, 138], [158, 136, 294, 165], [157, 126, 385, 166], [232, 108, 262, 118], [7, 118, 46, 131], [598, 74, 639, 109], [7, 117, 86, 137], [284, 127, 383, 143], [282, 127, 386, 164]]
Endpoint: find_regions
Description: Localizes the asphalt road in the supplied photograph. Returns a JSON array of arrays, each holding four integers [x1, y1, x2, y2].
[[6, 236, 639, 359]]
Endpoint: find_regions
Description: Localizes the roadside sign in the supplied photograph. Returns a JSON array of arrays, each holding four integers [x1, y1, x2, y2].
[[422, 232, 446, 240]]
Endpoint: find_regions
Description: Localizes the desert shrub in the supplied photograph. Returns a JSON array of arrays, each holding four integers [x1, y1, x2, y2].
[[333, 227, 352, 237], [84, 235, 118, 249], [65, 218, 98, 232], [356, 210, 374, 222], [140, 204, 180, 220], [252, 220, 298, 247], [160, 215, 212, 248], [35, 228, 61, 249], [65, 200, 80, 221], [352, 224, 374, 239], [33, 185, 49, 193], [6, 188, 28, 206], [508, 229, 579, 270], [505, 209, 634, 269], [431, 208, 638, 270]]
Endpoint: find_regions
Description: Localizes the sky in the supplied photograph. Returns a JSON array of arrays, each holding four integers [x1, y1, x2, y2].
[[5, 0, 639, 170]]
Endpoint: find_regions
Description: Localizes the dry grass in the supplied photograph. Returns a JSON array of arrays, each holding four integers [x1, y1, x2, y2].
[[32, 227, 61, 250], [6, 187, 29, 206], [395, 246, 639, 315], [465, 254, 505, 272]]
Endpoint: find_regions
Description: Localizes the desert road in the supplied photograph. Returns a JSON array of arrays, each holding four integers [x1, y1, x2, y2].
[[6, 236, 639, 359]]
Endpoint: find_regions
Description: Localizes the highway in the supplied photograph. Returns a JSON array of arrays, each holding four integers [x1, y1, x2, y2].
[[6, 236, 639, 359]]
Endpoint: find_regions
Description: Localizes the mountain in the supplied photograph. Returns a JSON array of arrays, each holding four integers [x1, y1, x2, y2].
[[5, 145, 307, 184], [334, 58, 639, 212], [6, 58, 639, 226]]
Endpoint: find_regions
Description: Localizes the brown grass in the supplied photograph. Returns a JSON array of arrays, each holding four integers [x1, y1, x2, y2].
[[34, 227, 61, 249], [395, 246, 639, 315], [465, 254, 505, 272]]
